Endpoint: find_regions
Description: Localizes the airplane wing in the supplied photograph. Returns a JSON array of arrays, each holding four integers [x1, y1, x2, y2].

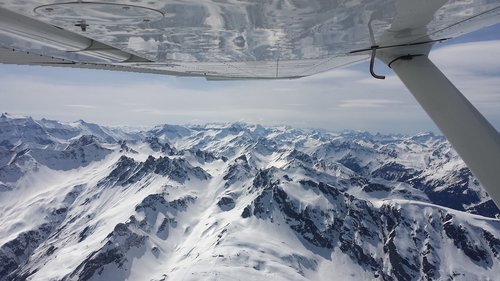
[[0, 1, 498, 79]]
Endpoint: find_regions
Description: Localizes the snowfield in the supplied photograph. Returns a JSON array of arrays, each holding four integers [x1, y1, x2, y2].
[[0, 113, 499, 281]]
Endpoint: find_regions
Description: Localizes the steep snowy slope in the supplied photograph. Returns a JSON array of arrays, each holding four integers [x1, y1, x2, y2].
[[0, 115, 498, 281]]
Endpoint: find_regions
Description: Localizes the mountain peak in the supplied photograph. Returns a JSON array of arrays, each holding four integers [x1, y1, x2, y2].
[[68, 135, 100, 147], [0, 115, 498, 281]]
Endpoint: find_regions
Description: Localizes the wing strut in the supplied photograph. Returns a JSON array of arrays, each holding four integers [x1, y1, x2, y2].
[[387, 54, 500, 207]]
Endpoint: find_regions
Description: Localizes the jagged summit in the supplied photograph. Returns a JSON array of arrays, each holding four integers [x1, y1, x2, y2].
[[0, 115, 499, 281]]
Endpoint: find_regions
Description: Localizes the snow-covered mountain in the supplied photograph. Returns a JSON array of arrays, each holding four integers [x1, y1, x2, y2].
[[0, 114, 499, 281]]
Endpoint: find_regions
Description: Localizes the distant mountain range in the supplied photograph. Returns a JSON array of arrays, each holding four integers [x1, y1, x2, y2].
[[0, 113, 499, 280]]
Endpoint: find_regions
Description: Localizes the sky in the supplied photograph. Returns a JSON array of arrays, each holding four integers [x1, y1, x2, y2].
[[0, 24, 499, 134]]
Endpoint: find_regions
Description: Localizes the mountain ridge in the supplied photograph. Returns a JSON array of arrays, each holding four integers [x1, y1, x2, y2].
[[0, 114, 499, 281]]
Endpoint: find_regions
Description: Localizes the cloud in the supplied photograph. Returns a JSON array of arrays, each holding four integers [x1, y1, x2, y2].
[[338, 99, 402, 108], [431, 40, 500, 75], [298, 67, 367, 82], [64, 104, 96, 109]]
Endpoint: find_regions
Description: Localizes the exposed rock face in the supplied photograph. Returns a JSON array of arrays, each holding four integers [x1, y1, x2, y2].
[[0, 116, 499, 281], [100, 155, 210, 186]]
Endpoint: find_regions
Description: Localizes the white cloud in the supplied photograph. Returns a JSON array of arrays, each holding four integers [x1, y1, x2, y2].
[[298, 67, 366, 82], [64, 104, 96, 109], [431, 40, 500, 75], [338, 99, 402, 108]]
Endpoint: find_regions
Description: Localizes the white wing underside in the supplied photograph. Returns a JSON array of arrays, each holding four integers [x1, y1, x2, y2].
[[0, 0, 499, 79]]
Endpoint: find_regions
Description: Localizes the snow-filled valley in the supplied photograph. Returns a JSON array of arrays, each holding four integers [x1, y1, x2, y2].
[[0, 113, 499, 281]]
